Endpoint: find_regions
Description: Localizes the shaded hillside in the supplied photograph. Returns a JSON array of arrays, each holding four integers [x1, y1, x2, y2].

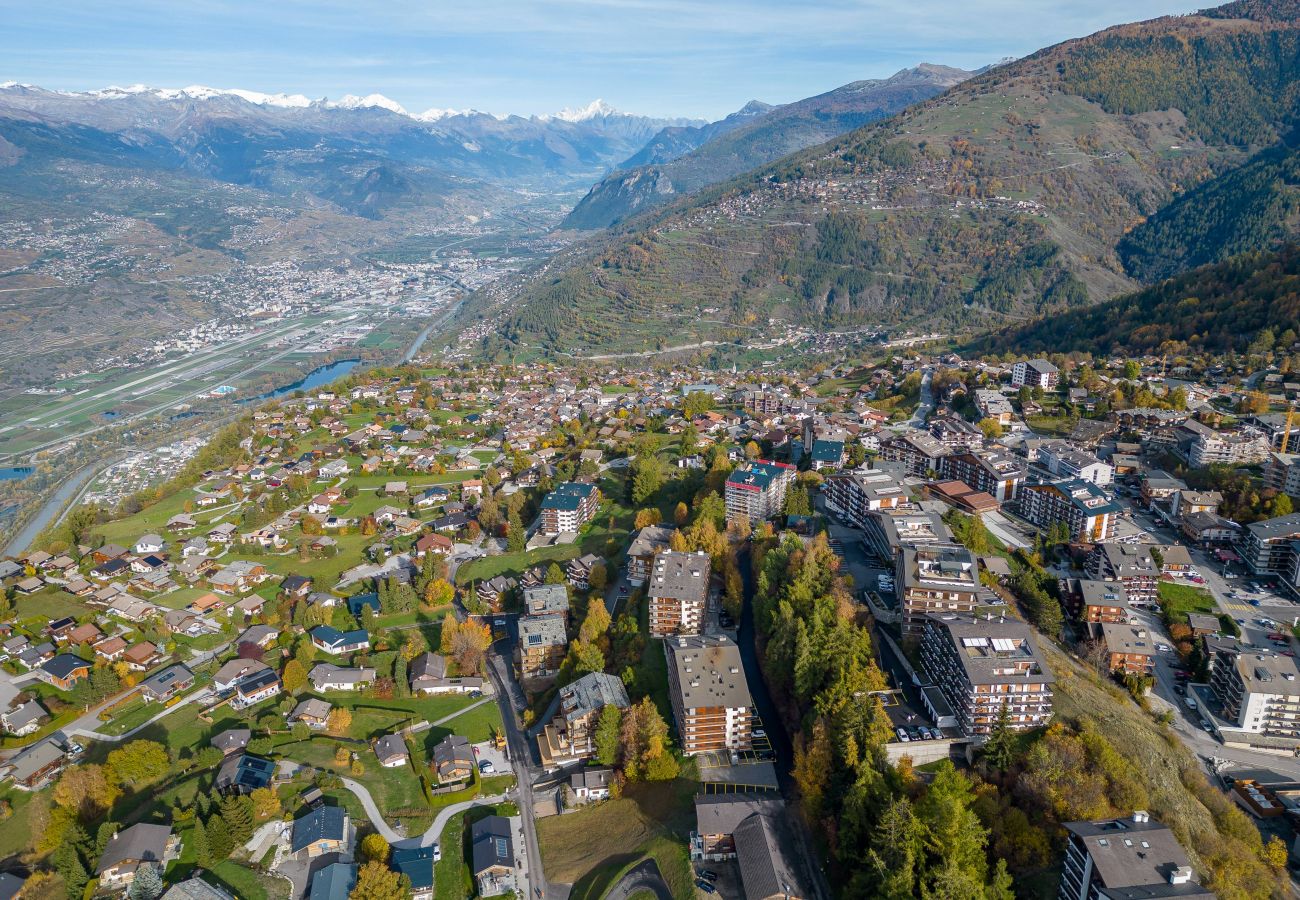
[[561, 65, 971, 230], [1119, 133, 1300, 281], [465, 1, 1300, 357], [974, 245, 1300, 357]]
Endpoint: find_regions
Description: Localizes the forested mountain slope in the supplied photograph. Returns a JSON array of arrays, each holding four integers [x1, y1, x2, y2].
[[460, 0, 1300, 358], [973, 245, 1300, 358]]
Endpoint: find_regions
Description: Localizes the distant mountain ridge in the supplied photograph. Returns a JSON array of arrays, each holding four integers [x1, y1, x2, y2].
[[0, 82, 703, 194], [460, 0, 1300, 358], [561, 64, 973, 230]]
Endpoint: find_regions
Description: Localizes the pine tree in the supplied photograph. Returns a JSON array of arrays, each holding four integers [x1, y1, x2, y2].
[[220, 794, 255, 847], [206, 814, 234, 863], [982, 701, 1016, 772], [129, 864, 164, 900], [192, 817, 212, 868], [51, 844, 89, 898], [594, 705, 621, 767]]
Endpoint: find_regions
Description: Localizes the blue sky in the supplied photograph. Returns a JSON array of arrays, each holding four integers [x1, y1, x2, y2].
[[4, 0, 1200, 119]]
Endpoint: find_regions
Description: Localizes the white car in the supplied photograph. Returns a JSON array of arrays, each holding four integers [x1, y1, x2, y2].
[[478, 760, 495, 774]]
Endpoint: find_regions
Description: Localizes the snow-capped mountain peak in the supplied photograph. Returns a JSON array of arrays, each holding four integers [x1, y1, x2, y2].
[[548, 99, 621, 122], [75, 84, 315, 107], [328, 93, 408, 115]]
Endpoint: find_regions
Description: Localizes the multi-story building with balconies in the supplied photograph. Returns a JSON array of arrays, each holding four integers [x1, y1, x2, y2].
[[724, 460, 795, 524], [647, 551, 711, 637], [919, 613, 1053, 735], [898, 543, 982, 635], [665, 635, 753, 755]]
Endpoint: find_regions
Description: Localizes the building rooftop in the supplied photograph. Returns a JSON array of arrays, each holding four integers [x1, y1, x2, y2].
[[1234, 652, 1300, 698], [668, 635, 752, 710], [1100, 623, 1157, 659], [725, 460, 793, 493], [522, 584, 570, 617], [1064, 813, 1208, 897], [648, 551, 711, 603], [925, 614, 1054, 686], [559, 672, 630, 723]]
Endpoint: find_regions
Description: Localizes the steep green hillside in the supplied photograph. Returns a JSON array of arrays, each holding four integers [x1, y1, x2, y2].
[[976, 245, 1300, 357], [1119, 134, 1300, 281], [460, 0, 1300, 358]]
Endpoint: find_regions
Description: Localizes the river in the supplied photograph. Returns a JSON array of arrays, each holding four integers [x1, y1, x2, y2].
[[1, 456, 116, 557]]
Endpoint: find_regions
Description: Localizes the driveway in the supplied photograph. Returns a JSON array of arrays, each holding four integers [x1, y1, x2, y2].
[[339, 777, 403, 843], [604, 860, 673, 900]]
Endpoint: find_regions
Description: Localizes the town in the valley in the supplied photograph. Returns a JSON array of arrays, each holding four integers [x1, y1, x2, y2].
[[0, 343, 1296, 899]]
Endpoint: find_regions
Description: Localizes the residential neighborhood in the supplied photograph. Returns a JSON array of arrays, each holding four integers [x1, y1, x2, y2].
[[0, 351, 1296, 900]]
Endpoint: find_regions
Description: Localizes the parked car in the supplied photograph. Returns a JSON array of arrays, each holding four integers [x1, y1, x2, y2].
[[752, 728, 766, 739], [696, 880, 717, 895], [696, 870, 718, 883], [896, 728, 910, 742], [478, 760, 495, 774]]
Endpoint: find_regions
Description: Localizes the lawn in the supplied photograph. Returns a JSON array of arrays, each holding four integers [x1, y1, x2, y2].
[[536, 780, 696, 900], [208, 859, 288, 900], [436, 700, 503, 743], [14, 588, 89, 623], [1157, 581, 1218, 624], [455, 545, 582, 586]]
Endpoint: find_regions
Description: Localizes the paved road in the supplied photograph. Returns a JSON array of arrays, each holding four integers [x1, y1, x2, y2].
[[907, 367, 935, 428], [604, 860, 673, 900], [485, 647, 550, 900]]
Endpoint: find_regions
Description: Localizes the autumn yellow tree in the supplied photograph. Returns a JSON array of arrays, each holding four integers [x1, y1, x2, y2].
[[440, 618, 493, 675], [326, 707, 353, 736]]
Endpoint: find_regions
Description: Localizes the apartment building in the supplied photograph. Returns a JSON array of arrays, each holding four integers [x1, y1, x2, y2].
[[665, 635, 753, 755], [648, 551, 711, 636], [1211, 645, 1300, 739], [1011, 358, 1059, 390], [823, 467, 910, 528], [1085, 543, 1161, 603], [1021, 479, 1120, 543], [929, 415, 985, 451], [1038, 443, 1113, 486], [516, 616, 568, 680], [808, 438, 846, 471], [974, 389, 1014, 426], [538, 672, 631, 768], [1059, 812, 1211, 900], [1060, 578, 1130, 627], [938, 449, 1027, 504], [539, 481, 601, 535], [863, 510, 951, 564], [626, 524, 675, 586], [919, 613, 1053, 735], [1237, 512, 1300, 580], [1265, 451, 1300, 496], [1189, 427, 1271, 468], [879, 431, 948, 477], [897, 543, 983, 635], [724, 460, 795, 525], [1099, 623, 1156, 675]]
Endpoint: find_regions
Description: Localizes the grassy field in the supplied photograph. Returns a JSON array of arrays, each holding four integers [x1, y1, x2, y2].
[[433, 699, 503, 744], [536, 780, 696, 900], [1157, 581, 1218, 623]]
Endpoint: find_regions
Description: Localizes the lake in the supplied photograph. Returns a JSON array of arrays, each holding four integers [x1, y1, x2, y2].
[[239, 359, 361, 405]]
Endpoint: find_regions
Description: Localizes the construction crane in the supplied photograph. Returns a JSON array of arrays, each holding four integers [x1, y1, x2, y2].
[[1282, 404, 1297, 455]]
